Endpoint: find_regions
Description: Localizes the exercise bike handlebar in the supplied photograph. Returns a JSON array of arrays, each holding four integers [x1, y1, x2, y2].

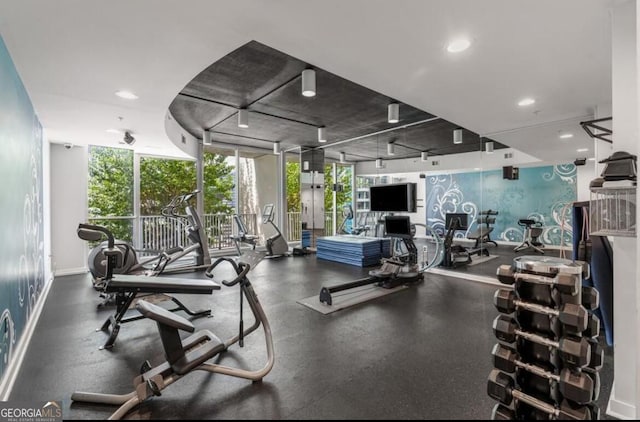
[[161, 190, 200, 217], [205, 257, 251, 287], [78, 223, 114, 248]]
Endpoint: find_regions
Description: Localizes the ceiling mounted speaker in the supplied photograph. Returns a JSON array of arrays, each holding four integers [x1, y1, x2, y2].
[[302, 69, 316, 97], [387, 142, 395, 155], [318, 126, 327, 143], [421, 151, 428, 161], [485, 141, 494, 154], [388, 103, 399, 123], [453, 128, 463, 144], [238, 108, 249, 128], [202, 129, 211, 146], [123, 131, 135, 145], [273, 142, 281, 155], [339, 152, 346, 163], [375, 158, 383, 169]]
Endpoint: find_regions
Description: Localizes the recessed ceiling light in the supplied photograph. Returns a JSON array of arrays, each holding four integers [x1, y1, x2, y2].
[[518, 98, 535, 107], [447, 38, 471, 53], [106, 129, 121, 134], [588, 157, 596, 161], [577, 148, 589, 152], [559, 133, 574, 139], [115, 90, 138, 100]]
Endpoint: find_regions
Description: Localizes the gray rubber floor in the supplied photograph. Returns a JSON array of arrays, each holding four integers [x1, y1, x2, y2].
[[10, 254, 613, 419]]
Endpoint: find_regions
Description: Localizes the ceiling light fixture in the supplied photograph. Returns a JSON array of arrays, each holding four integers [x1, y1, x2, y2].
[[447, 38, 471, 53], [303, 160, 310, 171], [485, 141, 494, 154], [453, 128, 463, 144], [577, 148, 589, 152], [202, 129, 212, 146], [387, 142, 395, 155], [518, 98, 535, 107], [238, 108, 249, 128], [339, 152, 346, 163], [375, 158, 383, 169], [273, 142, 281, 155], [318, 126, 327, 143], [388, 103, 399, 123], [421, 151, 429, 162], [559, 133, 574, 139], [302, 69, 316, 97], [115, 90, 138, 100], [588, 157, 596, 161], [106, 129, 122, 134]]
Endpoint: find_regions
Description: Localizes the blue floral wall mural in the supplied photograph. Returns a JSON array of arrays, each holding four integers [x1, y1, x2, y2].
[[425, 164, 576, 246], [0, 36, 45, 385]]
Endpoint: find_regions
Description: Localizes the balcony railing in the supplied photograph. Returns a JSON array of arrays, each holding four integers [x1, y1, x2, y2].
[[90, 211, 338, 252]]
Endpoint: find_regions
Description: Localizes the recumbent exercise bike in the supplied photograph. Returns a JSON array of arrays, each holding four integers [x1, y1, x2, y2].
[[83, 190, 211, 289]]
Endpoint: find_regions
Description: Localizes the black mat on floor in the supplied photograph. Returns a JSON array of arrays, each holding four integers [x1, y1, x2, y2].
[[10, 255, 614, 420]]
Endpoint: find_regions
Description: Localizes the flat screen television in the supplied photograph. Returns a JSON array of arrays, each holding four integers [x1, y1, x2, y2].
[[445, 213, 469, 231], [384, 216, 412, 239], [369, 183, 417, 212]]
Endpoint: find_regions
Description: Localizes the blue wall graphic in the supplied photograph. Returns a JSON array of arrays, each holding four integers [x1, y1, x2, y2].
[[0, 36, 45, 384], [426, 164, 576, 246]]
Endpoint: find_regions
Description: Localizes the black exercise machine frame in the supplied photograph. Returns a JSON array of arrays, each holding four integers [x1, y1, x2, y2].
[[78, 223, 218, 350], [318, 235, 421, 306]]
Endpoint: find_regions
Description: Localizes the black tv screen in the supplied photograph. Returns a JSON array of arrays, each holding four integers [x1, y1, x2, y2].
[[369, 183, 417, 212], [445, 213, 469, 230], [384, 216, 412, 239]]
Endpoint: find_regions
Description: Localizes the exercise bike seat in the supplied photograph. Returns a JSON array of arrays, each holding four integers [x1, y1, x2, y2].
[[518, 219, 539, 227], [136, 300, 225, 375]]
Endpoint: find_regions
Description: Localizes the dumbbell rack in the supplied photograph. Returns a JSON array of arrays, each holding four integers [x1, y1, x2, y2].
[[488, 255, 603, 420]]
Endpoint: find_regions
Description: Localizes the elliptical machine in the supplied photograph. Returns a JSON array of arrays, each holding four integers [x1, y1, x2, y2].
[[83, 190, 211, 287], [262, 204, 289, 257]]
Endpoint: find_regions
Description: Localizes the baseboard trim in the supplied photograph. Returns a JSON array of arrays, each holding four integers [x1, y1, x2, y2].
[[54, 267, 87, 277], [0, 277, 54, 400], [607, 386, 636, 419]]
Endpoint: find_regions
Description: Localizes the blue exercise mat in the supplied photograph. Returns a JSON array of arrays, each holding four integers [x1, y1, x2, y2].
[[317, 235, 388, 267]]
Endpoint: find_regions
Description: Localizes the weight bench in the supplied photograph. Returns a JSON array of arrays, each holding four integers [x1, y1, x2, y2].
[[77, 223, 220, 350], [98, 275, 219, 350], [467, 210, 498, 250], [230, 215, 259, 256]]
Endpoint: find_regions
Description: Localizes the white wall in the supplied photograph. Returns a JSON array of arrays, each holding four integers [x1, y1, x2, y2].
[[607, 1, 640, 418], [50, 143, 88, 275], [42, 136, 52, 284], [576, 163, 596, 202]]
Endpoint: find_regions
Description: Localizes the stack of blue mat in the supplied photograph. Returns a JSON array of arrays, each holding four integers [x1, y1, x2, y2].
[[380, 238, 391, 258], [317, 235, 389, 267], [301, 230, 311, 248]]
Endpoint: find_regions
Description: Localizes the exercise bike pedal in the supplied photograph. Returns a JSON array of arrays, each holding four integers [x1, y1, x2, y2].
[[140, 360, 152, 374], [146, 379, 162, 397]]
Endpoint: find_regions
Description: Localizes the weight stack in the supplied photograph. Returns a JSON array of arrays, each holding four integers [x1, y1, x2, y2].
[[488, 255, 602, 420]]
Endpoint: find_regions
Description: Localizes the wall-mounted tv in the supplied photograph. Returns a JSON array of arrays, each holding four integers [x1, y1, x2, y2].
[[370, 183, 417, 212]]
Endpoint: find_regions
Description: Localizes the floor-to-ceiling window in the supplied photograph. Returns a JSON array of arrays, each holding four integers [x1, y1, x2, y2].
[[87, 146, 134, 242]]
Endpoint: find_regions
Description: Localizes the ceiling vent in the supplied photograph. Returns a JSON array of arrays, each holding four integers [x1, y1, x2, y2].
[[504, 152, 513, 159], [431, 160, 439, 166]]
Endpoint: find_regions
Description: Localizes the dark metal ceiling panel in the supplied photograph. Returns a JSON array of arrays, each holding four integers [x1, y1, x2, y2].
[[181, 40, 307, 108], [168, 40, 506, 159]]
